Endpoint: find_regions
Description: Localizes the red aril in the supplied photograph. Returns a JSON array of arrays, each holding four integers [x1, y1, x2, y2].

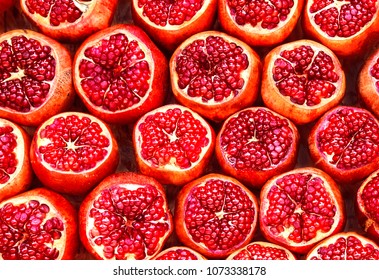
[[30, 112, 119, 196], [174, 173, 259, 259], [226, 241, 296, 260], [302, 0, 379, 57], [153, 246, 206, 260], [131, 0, 218, 52], [20, 0, 118, 43], [170, 31, 262, 123], [133, 104, 215, 186], [0, 29, 74, 127], [215, 107, 300, 189], [259, 167, 345, 254], [306, 232, 379, 260], [73, 24, 169, 125], [308, 106, 379, 184], [0, 0, 14, 13], [218, 0, 305, 47], [79, 172, 173, 260], [0, 118, 32, 202], [261, 39, 346, 125], [0, 188, 78, 260]]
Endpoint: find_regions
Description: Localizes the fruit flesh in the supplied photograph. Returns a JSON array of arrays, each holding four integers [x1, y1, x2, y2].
[[360, 174, 379, 224], [155, 248, 200, 260], [230, 243, 292, 260], [0, 125, 18, 184]]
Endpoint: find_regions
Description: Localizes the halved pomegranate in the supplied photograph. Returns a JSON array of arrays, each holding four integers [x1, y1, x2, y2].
[[0, 118, 33, 202], [131, 0, 218, 52], [0, 29, 74, 127], [259, 167, 345, 254], [0, 188, 78, 260], [30, 112, 119, 196], [218, 0, 305, 47], [20, 0, 118, 42], [308, 106, 379, 184], [226, 241, 296, 260], [306, 232, 379, 260], [261, 39, 346, 125], [153, 246, 206, 260], [302, 0, 379, 57], [170, 31, 262, 123], [79, 172, 173, 260], [174, 173, 259, 259], [73, 24, 169, 125], [215, 107, 300, 189], [133, 104, 215, 186]]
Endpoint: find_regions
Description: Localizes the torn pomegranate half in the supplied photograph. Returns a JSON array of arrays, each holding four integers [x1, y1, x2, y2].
[[79, 172, 174, 260], [153, 246, 206, 260]]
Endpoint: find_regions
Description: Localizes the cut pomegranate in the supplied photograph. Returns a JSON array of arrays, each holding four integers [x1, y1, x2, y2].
[[20, 0, 118, 42], [302, 0, 379, 57], [131, 0, 218, 52], [30, 112, 119, 196], [153, 246, 206, 260], [226, 241, 296, 260], [133, 104, 215, 186], [261, 39, 346, 125], [174, 173, 259, 259], [218, 0, 305, 47], [170, 31, 262, 123], [79, 172, 173, 260], [308, 106, 379, 184], [306, 232, 379, 260], [73, 24, 169, 124], [0, 188, 78, 260], [259, 167, 345, 254], [0, 29, 74, 127], [215, 106, 300, 189]]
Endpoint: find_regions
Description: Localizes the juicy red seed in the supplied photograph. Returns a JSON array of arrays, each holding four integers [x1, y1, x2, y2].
[[317, 107, 379, 169], [184, 179, 255, 251], [156, 248, 199, 260], [88, 185, 170, 260], [232, 243, 290, 260], [138, 107, 210, 169], [0, 125, 18, 184], [361, 175, 379, 223], [310, 0, 377, 37], [175, 35, 249, 102], [227, 0, 294, 29], [310, 236, 379, 260], [137, 0, 203, 26], [220, 108, 294, 170], [0, 200, 63, 260], [370, 57, 379, 92], [79, 34, 151, 112], [37, 115, 110, 172]]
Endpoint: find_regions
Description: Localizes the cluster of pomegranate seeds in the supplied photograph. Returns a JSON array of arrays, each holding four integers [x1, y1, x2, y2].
[[88, 185, 171, 260], [155, 248, 200, 260], [0, 35, 55, 112], [361, 174, 379, 223], [0, 200, 64, 260], [230, 243, 291, 260], [227, 0, 294, 29], [37, 115, 110, 172], [0, 126, 17, 184], [175, 35, 248, 102], [370, 57, 379, 92]]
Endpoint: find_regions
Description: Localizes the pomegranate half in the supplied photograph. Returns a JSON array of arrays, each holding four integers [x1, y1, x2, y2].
[[153, 246, 207, 260]]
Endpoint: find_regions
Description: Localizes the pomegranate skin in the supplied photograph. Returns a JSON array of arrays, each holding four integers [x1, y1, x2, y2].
[[0, 0, 14, 13]]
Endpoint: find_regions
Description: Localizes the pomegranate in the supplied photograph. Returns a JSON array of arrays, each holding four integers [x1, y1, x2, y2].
[[226, 241, 296, 260], [215, 106, 300, 189], [259, 167, 345, 254], [73, 24, 169, 125], [20, 0, 118, 43], [306, 232, 379, 260], [261, 39, 346, 125], [0, 118, 33, 202], [0, 0, 14, 13], [170, 30, 262, 123], [131, 0, 218, 52], [79, 172, 173, 260], [218, 0, 305, 47], [133, 104, 215, 186], [0, 188, 78, 260], [356, 169, 379, 243], [308, 106, 379, 184], [302, 0, 379, 57], [153, 246, 207, 260], [30, 112, 119, 196], [0, 29, 74, 127], [174, 173, 259, 259]]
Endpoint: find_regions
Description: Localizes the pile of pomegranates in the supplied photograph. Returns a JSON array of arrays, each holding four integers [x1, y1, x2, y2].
[[1, 0, 379, 260]]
